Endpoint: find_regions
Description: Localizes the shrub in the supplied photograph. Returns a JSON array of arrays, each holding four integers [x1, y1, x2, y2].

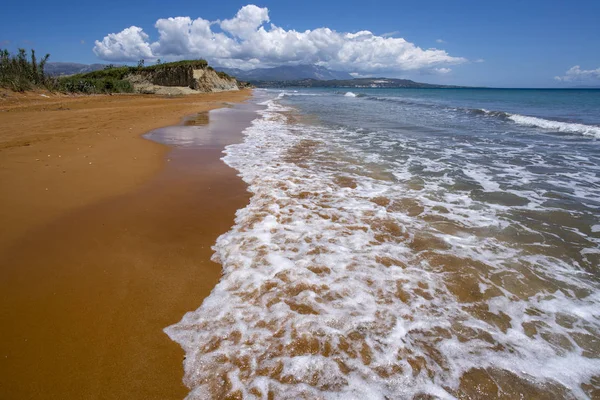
[[0, 48, 54, 91], [216, 71, 233, 80], [74, 66, 134, 80], [142, 59, 208, 72], [1, 51, 214, 94], [57, 76, 133, 94]]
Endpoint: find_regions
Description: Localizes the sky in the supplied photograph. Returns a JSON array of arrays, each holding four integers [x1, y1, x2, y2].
[[1, 0, 599, 87]]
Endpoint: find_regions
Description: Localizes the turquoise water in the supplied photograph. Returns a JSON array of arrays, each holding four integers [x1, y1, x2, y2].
[[290, 87, 600, 135], [168, 88, 600, 399], [341, 88, 600, 125]]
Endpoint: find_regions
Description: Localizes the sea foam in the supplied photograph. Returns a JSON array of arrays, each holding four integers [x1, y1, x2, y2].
[[166, 95, 600, 399], [507, 113, 600, 138]]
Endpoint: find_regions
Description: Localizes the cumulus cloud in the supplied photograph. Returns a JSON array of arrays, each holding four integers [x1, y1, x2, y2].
[[554, 65, 600, 82], [94, 26, 153, 61], [220, 5, 270, 39], [93, 4, 466, 73]]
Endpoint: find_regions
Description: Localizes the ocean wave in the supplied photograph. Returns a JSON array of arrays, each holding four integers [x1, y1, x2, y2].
[[470, 107, 600, 138], [277, 91, 323, 98], [166, 95, 600, 399], [507, 113, 600, 138], [467, 107, 511, 119], [364, 95, 600, 138]]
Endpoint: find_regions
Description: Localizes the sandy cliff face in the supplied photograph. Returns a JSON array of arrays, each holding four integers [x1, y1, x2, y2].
[[191, 69, 240, 92], [129, 66, 239, 95]]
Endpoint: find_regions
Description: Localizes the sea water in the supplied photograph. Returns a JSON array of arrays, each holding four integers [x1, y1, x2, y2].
[[166, 88, 600, 399]]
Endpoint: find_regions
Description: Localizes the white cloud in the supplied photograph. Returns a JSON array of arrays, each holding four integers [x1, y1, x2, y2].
[[435, 67, 452, 74], [220, 4, 270, 39], [475, 58, 485, 63], [381, 31, 400, 38], [554, 65, 600, 82], [93, 26, 153, 61], [436, 39, 445, 43], [93, 4, 466, 73]]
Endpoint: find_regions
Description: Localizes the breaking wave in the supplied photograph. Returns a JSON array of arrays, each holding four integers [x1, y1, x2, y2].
[[166, 96, 600, 399], [364, 95, 600, 138], [507, 113, 600, 138]]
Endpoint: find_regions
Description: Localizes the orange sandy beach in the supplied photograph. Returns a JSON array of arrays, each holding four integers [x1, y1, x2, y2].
[[0, 89, 252, 399]]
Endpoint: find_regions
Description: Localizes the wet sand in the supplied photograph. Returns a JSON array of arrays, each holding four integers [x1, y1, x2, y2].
[[0, 90, 250, 250], [0, 94, 256, 398]]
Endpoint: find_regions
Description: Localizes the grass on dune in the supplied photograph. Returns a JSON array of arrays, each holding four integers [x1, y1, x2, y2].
[[1, 49, 232, 94]]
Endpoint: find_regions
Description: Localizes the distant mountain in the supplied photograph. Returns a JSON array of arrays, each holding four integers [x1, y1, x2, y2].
[[569, 85, 600, 89], [44, 61, 466, 89], [216, 64, 353, 82], [253, 77, 465, 89], [45, 62, 118, 76]]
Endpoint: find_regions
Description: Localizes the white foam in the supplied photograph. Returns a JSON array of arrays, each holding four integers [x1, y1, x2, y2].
[[508, 113, 600, 138], [166, 95, 600, 399], [344, 92, 358, 97], [462, 166, 501, 192]]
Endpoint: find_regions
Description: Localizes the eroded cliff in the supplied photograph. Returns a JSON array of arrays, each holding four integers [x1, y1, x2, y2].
[[129, 62, 239, 95]]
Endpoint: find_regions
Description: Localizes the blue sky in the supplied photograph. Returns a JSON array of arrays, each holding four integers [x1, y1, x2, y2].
[[2, 0, 599, 87]]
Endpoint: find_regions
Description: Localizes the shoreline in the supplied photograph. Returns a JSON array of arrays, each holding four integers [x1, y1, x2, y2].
[[0, 91, 255, 398], [0, 90, 251, 251]]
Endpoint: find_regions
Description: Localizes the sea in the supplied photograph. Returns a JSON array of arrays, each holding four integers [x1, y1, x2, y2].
[[166, 88, 600, 399]]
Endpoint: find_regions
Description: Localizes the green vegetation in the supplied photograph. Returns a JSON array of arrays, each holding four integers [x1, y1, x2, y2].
[[216, 71, 233, 80], [0, 48, 127, 93], [0, 51, 235, 94], [205, 65, 233, 80], [142, 59, 208, 71], [58, 60, 210, 93], [57, 75, 133, 94], [76, 66, 132, 80], [57, 65, 134, 93], [55, 59, 214, 94], [0, 48, 52, 91]]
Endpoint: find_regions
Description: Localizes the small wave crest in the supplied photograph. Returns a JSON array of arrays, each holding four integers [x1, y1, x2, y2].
[[277, 92, 322, 98], [507, 113, 600, 138], [364, 94, 600, 138], [468, 108, 511, 119], [469, 107, 600, 137], [344, 91, 358, 97]]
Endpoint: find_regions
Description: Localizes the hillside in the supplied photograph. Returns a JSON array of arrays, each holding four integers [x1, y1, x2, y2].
[[217, 64, 353, 81], [253, 77, 464, 89], [59, 60, 244, 94], [1, 48, 245, 95], [45, 62, 115, 76]]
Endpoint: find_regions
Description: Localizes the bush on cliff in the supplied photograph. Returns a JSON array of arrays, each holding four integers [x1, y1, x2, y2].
[[1, 51, 237, 94]]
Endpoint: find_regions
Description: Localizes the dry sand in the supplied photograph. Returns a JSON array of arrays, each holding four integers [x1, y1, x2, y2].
[[0, 89, 253, 399], [0, 89, 250, 250]]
